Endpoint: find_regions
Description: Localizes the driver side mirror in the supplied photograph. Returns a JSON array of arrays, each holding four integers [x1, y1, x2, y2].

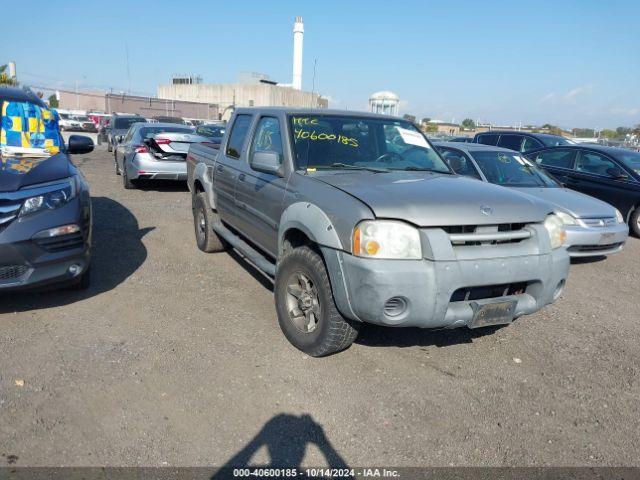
[[606, 166, 627, 179], [116, 135, 124, 143], [67, 135, 94, 155], [251, 151, 283, 176]]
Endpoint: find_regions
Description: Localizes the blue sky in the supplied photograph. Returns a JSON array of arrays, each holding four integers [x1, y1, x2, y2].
[[6, 0, 639, 128]]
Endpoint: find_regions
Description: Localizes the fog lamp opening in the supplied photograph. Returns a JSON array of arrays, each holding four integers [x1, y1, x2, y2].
[[68, 264, 83, 277]]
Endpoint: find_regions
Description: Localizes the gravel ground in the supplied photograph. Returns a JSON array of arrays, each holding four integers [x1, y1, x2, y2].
[[1, 147, 639, 468]]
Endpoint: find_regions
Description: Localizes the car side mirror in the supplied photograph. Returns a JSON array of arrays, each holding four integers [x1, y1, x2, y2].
[[116, 135, 124, 143], [251, 151, 283, 176], [67, 135, 94, 155], [606, 167, 627, 179]]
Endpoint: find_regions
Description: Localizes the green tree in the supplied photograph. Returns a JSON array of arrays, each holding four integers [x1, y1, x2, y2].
[[0, 64, 18, 86], [600, 129, 617, 139], [403, 114, 416, 123], [424, 123, 438, 133], [616, 127, 632, 137], [421, 117, 431, 125], [573, 128, 595, 138], [542, 124, 563, 136], [461, 118, 476, 129], [48, 94, 59, 108]]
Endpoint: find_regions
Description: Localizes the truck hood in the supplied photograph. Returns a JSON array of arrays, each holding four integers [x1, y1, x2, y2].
[[510, 187, 616, 219], [0, 153, 71, 192], [313, 172, 553, 227]]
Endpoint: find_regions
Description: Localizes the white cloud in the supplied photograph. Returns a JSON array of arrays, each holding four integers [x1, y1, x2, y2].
[[563, 84, 594, 101], [540, 92, 556, 102]]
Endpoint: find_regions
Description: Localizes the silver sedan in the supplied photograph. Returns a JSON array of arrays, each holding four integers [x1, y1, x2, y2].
[[434, 142, 629, 257], [114, 123, 206, 189]]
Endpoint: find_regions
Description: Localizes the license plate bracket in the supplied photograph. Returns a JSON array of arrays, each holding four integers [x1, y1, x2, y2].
[[469, 297, 518, 328]]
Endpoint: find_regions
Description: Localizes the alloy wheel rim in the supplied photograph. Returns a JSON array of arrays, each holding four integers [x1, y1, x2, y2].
[[285, 272, 321, 333]]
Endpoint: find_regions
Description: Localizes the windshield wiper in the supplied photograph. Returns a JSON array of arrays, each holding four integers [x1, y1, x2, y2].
[[402, 166, 449, 173], [312, 163, 389, 173]]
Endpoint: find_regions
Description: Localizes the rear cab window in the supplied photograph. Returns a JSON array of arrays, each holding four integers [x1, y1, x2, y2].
[[226, 114, 253, 159], [533, 149, 577, 169]]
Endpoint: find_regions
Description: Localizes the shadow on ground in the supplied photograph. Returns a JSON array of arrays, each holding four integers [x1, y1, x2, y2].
[[0, 196, 152, 313], [211, 414, 348, 478], [356, 323, 505, 349]]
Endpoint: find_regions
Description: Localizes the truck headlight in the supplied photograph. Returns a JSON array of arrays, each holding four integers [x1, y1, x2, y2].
[[615, 209, 624, 223], [555, 211, 577, 225], [544, 214, 566, 249], [353, 220, 422, 259], [19, 180, 76, 217]]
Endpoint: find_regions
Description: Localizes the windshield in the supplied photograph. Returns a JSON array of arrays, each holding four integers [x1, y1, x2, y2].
[[114, 117, 145, 129], [289, 115, 450, 173], [614, 150, 640, 175], [140, 126, 192, 139], [1, 100, 62, 172], [196, 124, 225, 138], [470, 150, 559, 187]]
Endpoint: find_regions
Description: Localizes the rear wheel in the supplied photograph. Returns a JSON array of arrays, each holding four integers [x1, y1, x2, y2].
[[122, 163, 136, 189], [630, 208, 640, 237], [193, 192, 227, 252], [275, 246, 360, 357], [107, 141, 113, 153], [114, 156, 121, 175]]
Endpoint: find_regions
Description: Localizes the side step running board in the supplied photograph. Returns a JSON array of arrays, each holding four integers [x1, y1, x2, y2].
[[212, 222, 276, 277]]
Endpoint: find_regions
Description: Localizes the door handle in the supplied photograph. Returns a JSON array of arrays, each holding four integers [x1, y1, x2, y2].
[[239, 173, 246, 181]]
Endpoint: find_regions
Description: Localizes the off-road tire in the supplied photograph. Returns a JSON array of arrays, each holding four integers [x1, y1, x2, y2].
[[630, 208, 640, 238], [193, 192, 228, 252], [275, 245, 360, 357]]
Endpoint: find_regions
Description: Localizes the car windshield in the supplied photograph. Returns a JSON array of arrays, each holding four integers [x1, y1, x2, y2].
[[114, 117, 145, 129], [289, 115, 450, 173], [540, 135, 573, 147], [196, 125, 225, 138], [615, 150, 640, 175], [470, 150, 559, 187], [140, 126, 192, 139], [1, 100, 62, 170]]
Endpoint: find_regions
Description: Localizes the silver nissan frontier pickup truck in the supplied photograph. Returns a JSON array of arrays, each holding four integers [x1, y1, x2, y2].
[[187, 108, 569, 356]]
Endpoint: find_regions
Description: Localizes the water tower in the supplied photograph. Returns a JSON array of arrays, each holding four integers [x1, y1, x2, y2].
[[369, 91, 400, 116]]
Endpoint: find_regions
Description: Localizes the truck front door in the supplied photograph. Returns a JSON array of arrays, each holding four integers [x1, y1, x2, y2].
[[234, 116, 288, 257]]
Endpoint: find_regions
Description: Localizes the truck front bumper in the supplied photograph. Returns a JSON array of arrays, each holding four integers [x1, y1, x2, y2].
[[321, 230, 569, 329]]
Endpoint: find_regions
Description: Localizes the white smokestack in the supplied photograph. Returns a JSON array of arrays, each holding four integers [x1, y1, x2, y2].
[[292, 16, 304, 90]]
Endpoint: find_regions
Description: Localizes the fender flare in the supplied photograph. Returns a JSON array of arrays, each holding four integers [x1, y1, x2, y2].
[[277, 202, 343, 258], [192, 162, 216, 210]]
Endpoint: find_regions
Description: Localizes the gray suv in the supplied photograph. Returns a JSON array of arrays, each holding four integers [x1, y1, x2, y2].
[[188, 108, 570, 356]]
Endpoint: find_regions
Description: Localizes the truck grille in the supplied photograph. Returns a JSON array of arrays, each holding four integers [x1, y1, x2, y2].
[[451, 282, 529, 302], [443, 223, 531, 246], [33, 232, 84, 252], [0, 265, 29, 281]]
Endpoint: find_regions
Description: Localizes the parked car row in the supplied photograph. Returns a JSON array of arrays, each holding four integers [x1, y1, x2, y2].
[[472, 131, 640, 237]]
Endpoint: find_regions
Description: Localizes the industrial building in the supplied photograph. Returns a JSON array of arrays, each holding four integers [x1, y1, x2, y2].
[[156, 17, 328, 119]]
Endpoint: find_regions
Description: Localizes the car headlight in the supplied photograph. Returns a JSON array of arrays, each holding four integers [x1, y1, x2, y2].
[[543, 214, 566, 249], [615, 209, 624, 223], [555, 211, 577, 225], [353, 220, 422, 259], [19, 180, 76, 217]]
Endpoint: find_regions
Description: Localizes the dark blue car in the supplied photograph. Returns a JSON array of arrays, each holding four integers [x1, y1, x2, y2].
[[0, 87, 94, 291]]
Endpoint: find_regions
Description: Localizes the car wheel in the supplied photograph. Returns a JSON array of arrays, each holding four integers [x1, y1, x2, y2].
[[107, 141, 112, 153], [193, 192, 228, 252], [630, 207, 640, 237], [275, 245, 360, 357], [114, 156, 121, 175], [122, 163, 136, 189]]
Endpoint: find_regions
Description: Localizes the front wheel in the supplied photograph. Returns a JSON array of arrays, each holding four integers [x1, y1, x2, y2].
[[630, 208, 640, 237], [275, 246, 360, 357]]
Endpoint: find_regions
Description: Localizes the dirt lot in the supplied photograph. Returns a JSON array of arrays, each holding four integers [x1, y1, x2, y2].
[[1, 147, 639, 468]]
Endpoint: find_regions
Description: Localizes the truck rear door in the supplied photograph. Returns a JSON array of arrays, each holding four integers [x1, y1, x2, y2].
[[213, 114, 254, 228]]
